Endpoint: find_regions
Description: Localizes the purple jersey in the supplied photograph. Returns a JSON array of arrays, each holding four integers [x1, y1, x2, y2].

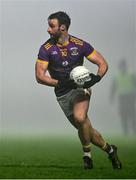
[[37, 35, 95, 96]]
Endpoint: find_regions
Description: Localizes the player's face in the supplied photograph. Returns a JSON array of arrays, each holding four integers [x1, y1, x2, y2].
[[47, 19, 61, 41]]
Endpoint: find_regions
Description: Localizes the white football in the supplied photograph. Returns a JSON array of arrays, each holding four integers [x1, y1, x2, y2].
[[70, 66, 91, 87]]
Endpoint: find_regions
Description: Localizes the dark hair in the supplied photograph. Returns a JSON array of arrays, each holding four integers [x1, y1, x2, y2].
[[48, 11, 71, 30]]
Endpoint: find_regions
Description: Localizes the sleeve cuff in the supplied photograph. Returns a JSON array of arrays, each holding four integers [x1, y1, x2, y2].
[[36, 59, 49, 65], [86, 49, 97, 59]]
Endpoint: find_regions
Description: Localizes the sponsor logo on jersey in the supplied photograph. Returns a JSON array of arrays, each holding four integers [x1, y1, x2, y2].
[[70, 47, 79, 56], [51, 50, 58, 55], [62, 61, 69, 66]]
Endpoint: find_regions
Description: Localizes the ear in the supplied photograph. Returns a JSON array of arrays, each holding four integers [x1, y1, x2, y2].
[[60, 25, 65, 31]]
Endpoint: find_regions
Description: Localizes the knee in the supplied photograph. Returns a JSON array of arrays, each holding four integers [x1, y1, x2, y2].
[[74, 113, 87, 124]]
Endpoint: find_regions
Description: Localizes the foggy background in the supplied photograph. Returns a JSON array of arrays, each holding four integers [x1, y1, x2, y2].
[[1, 0, 136, 136]]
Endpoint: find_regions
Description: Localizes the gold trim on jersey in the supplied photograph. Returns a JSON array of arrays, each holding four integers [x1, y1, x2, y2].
[[70, 37, 83, 46], [36, 59, 49, 64], [44, 43, 53, 50], [86, 49, 97, 59]]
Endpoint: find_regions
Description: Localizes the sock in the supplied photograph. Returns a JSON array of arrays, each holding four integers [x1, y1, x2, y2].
[[83, 144, 92, 158], [102, 142, 113, 154], [84, 151, 91, 158]]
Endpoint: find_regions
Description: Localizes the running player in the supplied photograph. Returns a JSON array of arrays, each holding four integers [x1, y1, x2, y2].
[[35, 11, 122, 169]]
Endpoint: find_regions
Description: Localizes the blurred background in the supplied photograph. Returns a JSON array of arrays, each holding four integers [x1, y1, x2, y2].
[[1, 0, 136, 136]]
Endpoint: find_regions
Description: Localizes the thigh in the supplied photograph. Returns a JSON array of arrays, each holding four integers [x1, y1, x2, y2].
[[73, 98, 90, 118], [57, 90, 73, 117], [72, 88, 91, 119], [57, 88, 91, 123]]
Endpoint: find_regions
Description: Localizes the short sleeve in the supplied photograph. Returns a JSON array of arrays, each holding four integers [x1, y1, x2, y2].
[[83, 41, 95, 58], [37, 45, 49, 64]]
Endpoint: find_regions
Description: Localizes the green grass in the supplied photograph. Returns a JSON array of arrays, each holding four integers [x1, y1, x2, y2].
[[0, 135, 136, 179]]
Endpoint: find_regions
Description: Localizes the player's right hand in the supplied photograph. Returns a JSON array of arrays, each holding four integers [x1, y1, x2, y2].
[[58, 79, 77, 89]]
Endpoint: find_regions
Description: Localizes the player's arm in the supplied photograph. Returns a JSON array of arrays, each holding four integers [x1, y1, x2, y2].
[[35, 61, 58, 87], [87, 50, 108, 78], [82, 49, 108, 88]]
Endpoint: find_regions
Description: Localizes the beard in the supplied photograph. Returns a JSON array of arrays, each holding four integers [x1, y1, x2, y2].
[[49, 31, 61, 44]]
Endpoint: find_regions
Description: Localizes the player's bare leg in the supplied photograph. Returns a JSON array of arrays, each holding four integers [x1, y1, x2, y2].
[[67, 94, 122, 169], [87, 117, 122, 169], [73, 100, 91, 145], [73, 95, 108, 147], [68, 114, 108, 148], [72, 93, 109, 169], [72, 96, 93, 169]]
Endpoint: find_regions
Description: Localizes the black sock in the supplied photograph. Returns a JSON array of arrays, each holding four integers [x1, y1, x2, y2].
[[83, 146, 90, 152], [102, 143, 113, 154]]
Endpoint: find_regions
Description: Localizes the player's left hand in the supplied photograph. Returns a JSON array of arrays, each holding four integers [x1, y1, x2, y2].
[[58, 79, 77, 89], [83, 73, 101, 88]]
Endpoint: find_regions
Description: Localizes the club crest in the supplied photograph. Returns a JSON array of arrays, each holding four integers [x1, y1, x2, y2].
[[70, 47, 78, 56]]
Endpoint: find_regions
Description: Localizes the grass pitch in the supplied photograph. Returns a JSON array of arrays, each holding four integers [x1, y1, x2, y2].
[[0, 134, 136, 179]]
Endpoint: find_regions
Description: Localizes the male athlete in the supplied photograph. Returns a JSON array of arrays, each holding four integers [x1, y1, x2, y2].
[[35, 11, 122, 169]]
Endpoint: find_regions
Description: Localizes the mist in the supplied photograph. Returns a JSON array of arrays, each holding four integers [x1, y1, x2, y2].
[[1, 0, 136, 136]]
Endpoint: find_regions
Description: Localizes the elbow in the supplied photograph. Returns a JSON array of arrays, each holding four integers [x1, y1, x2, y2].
[[105, 61, 108, 72], [35, 74, 42, 84], [36, 78, 41, 84], [99, 60, 108, 77], [102, 59, 108, 73]]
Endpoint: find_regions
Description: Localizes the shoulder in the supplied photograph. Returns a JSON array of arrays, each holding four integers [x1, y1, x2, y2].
[[40, 38, 55, 51], [70, 35, 92, 45], [70, 35, 84, 46]]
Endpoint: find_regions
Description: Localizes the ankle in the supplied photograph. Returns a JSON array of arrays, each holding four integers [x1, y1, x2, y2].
[[102, 142, 113, 154], [83, 144, 91, 152], [83, 144, 92, 158]]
